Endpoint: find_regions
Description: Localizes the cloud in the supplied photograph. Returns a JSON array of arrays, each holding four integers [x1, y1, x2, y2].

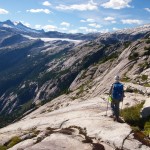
[[104, 17, 116, 23], [104, 17, 115, 21], [88, 23, 102, 28], [35, 25, 42, 29], [42, 1, 51, 6], [14, 21, 31, 27], [60, 22, 70, 27], [79, 26, 98, 32], [145, 8, 150, 12], [0, 8, 9, 14], [34, 24, 58, 31], [121, 19, 142, 24], [22, 22, 31, 27], [69, 29, 79, 33], [56, 0, 98, 11], [43, 25, 57, 31], [113, 27, 119, 31], [59, 27, 68, 31], [80, 18, 95, 22], [99, 29, 109, 33], [101, 0, 132, 9], [27, 9, 51, 14]]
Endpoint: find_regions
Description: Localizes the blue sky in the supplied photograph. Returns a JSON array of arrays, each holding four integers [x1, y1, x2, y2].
[[0, 0, 150, 33]]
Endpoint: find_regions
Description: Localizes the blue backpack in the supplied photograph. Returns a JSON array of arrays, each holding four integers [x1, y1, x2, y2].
[[112, 82, 123, 101]]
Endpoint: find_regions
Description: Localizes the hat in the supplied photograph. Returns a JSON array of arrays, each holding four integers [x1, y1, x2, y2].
[[114, 75, 120, 81]]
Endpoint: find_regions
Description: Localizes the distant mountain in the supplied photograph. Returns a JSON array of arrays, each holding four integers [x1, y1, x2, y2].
[[45, 31, 99, 40], [0, 20, 44, 34], [0, 20, 99, 40], [0, 34, 29, 47], [0, 20, 150, 128]]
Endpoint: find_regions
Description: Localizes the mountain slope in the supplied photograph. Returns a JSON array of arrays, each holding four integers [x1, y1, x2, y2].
[[0, 23, 149, 126], [0, 23, 150, 149]]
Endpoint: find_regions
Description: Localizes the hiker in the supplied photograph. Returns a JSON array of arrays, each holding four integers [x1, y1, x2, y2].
[[109, 75, 124, 122]]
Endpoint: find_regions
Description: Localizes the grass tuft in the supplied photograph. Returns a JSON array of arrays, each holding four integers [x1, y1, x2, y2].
[[6, 136, 21, 148]]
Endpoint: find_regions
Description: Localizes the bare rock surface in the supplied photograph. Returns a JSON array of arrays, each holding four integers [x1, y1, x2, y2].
[[0, 94, 148, 150], [141, 98, 150, 118]]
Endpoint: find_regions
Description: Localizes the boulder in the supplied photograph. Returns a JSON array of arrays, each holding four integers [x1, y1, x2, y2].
[[141, 98, 150, 118]]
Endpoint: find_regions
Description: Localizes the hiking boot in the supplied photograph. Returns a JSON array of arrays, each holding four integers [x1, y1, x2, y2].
[[113, 117, 117, 121], [116, 117, 125, 123], [109, 114, 114, 118]]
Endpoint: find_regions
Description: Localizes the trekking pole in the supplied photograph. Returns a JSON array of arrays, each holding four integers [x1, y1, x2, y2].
[[105, 100, 109, 116], [121, 101, 123, 110], [105, 95, 112, 116]]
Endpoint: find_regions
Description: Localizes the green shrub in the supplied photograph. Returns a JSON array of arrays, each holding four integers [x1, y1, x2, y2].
[[141, 75, 148, 81], [76, 85, 84, 96], [99, 52, 118, 64], [121, 102, 150, 139], [125, 87, 139, 93], [124, 41, 131, 48], [7, 136, 21, 148], [143, 46, 150, 56], [144, 83, 150, 87], [138, 62, 149, 70], [144, 46, 150, 51], [125, 87, 134, 93], [144, 121, 150, 136], [120, 102, 144, 127], [146, 39, 150, 44], [128, 52, 139, 60], [0, 145, 7, 150], [121, 76, 130, 82]]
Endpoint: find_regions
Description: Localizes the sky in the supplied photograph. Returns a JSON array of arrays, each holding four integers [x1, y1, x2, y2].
[[0, 0, 150, 33]]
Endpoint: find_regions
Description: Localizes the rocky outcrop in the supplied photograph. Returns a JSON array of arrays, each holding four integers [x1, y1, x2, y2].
[[0, 23, 150, 149], [141, 98, 150, 118], [0, 93, 149, 150]]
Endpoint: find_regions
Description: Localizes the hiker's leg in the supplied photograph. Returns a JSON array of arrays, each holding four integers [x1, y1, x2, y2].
[[111, 101, 115, 116], [115, 101, 120, 120]]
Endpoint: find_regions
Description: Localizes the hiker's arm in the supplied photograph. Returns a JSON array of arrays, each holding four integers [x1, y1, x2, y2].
[[121, 85, 125, 101], [109, 84, 113, 96]]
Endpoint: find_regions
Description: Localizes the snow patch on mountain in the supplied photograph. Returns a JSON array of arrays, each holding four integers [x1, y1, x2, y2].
[[22, 35, 83, 43]]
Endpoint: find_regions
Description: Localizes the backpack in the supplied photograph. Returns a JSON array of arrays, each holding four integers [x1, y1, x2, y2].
[[112, 82, 123, 101]]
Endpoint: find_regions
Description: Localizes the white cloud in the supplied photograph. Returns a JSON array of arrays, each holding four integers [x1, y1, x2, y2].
[[79, 26, 97, 32], [113, 27, 119, 31], [111, 21, 116, 23], [60, 22, 70, 27], [104, 17, 115, 21], [87, 18, 95, 22], [121, 19, 142, 24], [35, 25, 42, 29], [80, 18, 95, 23], [0, 8, 9, 14], [23, 22, 31, 27], [56, 0, 98, 11], [88, 23, 102, 28], [43, 25, 57, 31], [27, 9, 51, 14], [69, 29, 79, 33], [17, 21, 31, 27], [145, 8, 150, 12], [99, 29, 109, 33], [59, 27, 68, 31], [42, 1, 51, 6], [101, 0, 132, 9], [104, 17, 116, 23]]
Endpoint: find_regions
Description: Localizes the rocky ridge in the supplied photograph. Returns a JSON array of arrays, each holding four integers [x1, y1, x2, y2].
[[0, 93, 149, 150], [0, 23, 150, 149]]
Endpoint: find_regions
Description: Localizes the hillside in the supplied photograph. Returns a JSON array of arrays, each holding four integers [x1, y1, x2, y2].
[[0, 21, 149, 118], [0, 21, 150, 149]]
